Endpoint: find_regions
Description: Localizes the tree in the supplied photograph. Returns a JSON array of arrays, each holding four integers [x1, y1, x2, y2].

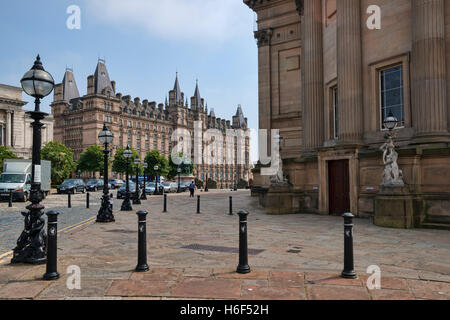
[[144, 150, 169, 181], [41, 141, 76, 185], [0, 146, 18, 174], [167, 153, 194, 180], [77, 145, 104, 176], [112, 146, 141, 176]]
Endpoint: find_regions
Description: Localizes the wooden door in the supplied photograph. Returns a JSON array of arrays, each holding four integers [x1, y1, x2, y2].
[[328, 160, 350, 215]]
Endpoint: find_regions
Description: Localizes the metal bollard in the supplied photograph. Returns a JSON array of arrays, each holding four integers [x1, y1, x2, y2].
[[43, 210, 60, 280], [135, 210, 149, 272], [229, 196, 233, 215], [68, 192, 72, 208], [8, 189, 13, 207], [236, 210, 251, 274], [341, 213, 357, 279], [86, 192, 90, 208], [163, 194, 167, 213], [196, 195, 201, 214]]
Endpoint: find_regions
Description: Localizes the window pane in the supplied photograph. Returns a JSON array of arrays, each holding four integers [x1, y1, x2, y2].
[[380, 65, 405, 129]]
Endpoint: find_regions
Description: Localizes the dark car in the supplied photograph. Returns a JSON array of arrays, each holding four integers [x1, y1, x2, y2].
[[117, 182, 138, 199], [57, 179, 86, 194], [179, 181, 190, 192], [108, 179, 124, 189], [86, 179, 104, 192]]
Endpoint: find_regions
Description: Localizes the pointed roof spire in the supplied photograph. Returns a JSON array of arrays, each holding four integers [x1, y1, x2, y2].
[[210, 108, 216, 118], [94, 59, 114, 94], [62, 68, 80, 102], [193, 79, 202, 109], [173, 72, 182, 103], [165, 95, 168, 106]]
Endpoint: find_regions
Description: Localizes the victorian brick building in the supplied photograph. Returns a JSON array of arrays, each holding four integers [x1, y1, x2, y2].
[[51, 60, 251, 188], [246, 0, 450, 228]]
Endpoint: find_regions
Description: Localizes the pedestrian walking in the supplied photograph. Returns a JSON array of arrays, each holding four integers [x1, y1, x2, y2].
[[189, 181, 196, 198]]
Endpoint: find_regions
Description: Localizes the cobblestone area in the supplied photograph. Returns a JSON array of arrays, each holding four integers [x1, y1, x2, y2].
[[0, 190, 449, 300]]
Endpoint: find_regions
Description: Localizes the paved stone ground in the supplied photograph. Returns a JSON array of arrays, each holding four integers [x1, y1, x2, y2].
[[0, 190, 449, 300]]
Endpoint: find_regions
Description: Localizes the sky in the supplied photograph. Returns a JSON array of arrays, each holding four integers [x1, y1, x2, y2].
[[0, 0, 259, 162]]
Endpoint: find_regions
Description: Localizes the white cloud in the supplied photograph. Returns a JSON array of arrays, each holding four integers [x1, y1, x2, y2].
[[86, 0, 253, 44]]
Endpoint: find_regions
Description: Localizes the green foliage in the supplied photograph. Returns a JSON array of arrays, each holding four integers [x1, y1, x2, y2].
[[0, 146, 18, 174], [77, 145, 105, 175], [112, 147, 141, 176], [144, 150, 169, 181], [206, 178, 217, 189], [41, 141, 76, 185], [194, 178, 204, 189], [237, 179, 249, 189], [167, 153, 194, 180]]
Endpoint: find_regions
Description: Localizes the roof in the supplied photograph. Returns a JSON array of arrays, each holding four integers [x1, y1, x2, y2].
[[94, 59, 114, 95], [62, 68, 80, 102], [173, 73, 182, 103]]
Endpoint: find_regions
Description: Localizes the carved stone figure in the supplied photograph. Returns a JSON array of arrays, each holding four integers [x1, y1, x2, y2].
[[380, 136, 404, 187]]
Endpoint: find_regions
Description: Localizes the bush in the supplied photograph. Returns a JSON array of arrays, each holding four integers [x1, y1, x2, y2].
[[195, 178, 204, 189]]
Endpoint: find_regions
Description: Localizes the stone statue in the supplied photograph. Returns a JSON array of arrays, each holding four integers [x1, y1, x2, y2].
[[270, 134, 289, 186], [380, 136, 404, 187]]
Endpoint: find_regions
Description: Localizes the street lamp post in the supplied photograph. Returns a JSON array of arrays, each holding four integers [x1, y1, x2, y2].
[[12, 55, 54, 265], [121, 146, 133, 211], [141, 163, 148, 200], [177, 167, 182, 193], [133, 158, 141, 205], [205, 172, 209, 192], [96, 124, 115, 223], [154, 165, 159, 195]]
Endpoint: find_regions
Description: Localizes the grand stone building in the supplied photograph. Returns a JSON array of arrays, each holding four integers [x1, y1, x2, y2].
[[0, 84, 53, 158], [246, 0, 450, 228], [51, 60, 251, 187]]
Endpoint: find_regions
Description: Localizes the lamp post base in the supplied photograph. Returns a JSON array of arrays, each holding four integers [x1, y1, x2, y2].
[[341, 270, 357, 279], [96, 195, 115, 223], [121, 197, 133, 211], [135, 264, 150, 272], [43, 271, 60, 281], [236, 264, 251, 274]]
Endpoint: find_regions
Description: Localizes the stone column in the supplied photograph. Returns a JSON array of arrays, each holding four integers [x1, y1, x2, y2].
[[337, 0, 363, 143], [5, 111, 12, 147], [411, 0, 449, 140], [301, 0, 324, 152]]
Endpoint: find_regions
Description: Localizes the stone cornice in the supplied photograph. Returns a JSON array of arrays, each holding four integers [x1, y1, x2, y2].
[[244, 0, 303, 15], [0, 97, 27, 107]]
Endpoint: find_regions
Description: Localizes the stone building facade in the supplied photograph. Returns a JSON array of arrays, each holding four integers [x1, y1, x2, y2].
[[245, 0, 450, 229], [0, 84, 53, 158], [51, 60, 251, 188]]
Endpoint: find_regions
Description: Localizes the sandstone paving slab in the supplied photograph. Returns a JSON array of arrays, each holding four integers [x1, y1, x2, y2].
[[37, 279, 113, 299], [130, 268, 183, 282], [106, 280, 176, 297], [406, 279, 450, 300], [269, 270, 305, 288], [306, 285, 370, 300], [305, 272, 362, 287], [360, 275, 409, 291], [171, 278, 242, 299], [241, 284, 305, 300], [212, 268, 269, 280], [0, 280, 51, 299], [369, 289, 416, 300]]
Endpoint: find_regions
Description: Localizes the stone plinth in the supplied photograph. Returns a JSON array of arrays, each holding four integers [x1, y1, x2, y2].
[[374, 186, 422, 229], [265, 185, 294, 215]]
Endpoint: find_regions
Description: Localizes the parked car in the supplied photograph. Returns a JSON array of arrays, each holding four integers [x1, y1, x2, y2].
[[179, 181, 190, 192], [57, 179, 86, 194], [86, 179, 104, 192], [161, 182, 177, 193], [117, 182, 137, 199], [108, 179, 124, 189], [144, 182, 164, 194]]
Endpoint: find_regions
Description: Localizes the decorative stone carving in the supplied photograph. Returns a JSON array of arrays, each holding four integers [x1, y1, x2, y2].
[[380, 135, 404, 187], [296, 0, 304, 15], [254, 29, 273, 47]]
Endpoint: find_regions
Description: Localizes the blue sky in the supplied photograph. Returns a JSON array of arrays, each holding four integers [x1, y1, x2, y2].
[[0, 0, 259, 160]]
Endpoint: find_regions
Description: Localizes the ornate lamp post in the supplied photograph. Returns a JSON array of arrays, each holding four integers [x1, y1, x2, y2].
[[96, 124, 115, 223], [133, 158, 141, 205], [380, 112, 404, 187], [141, 163, 148, 200], [154, 165, 159, 195], [121, 146, 133, 211], [177, 167, 182, 193], [384, 112, 398, 133], [12, 55, 54, 264]]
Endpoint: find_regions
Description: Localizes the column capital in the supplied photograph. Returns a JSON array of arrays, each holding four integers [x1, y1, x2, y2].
[[254, 28, 273, 47]]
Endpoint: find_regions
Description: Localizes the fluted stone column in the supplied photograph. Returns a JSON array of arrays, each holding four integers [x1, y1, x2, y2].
[[337, 0, 363, 144], [301, 0, 324, 152], [6, 111, 12, 147], [411, 0, 449, 140]]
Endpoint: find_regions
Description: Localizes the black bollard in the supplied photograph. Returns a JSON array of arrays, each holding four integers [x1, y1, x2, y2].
[[196, 195, 200, 214], [43, 210, 60, 280], [136, 210, 149, 272], [341, 213, 357, 279], [68, 192, 72, 208], [236, 210, 251, 274], [229, 196, 233, 215], [8, 189, 13, 207], [86, 192, 90, 209], [163, 194, 167, 213]]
